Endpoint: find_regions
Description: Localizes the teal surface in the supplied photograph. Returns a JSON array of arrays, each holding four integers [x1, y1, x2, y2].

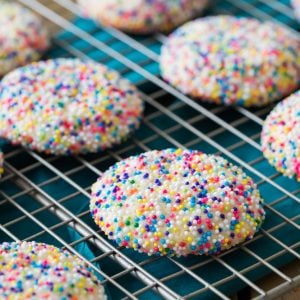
[[0, 0, 299, 299]]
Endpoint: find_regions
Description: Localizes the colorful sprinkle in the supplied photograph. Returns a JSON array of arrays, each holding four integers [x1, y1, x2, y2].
[[262, 90, 300, 181], [78, 0, 208, 34], [90, 149, 265, 256], [0, 241, 106, 299], [160, 15, 300, 107], [292, 0, 300, 21], [0, 58, 143, 155], [0, 0, 49, 76]]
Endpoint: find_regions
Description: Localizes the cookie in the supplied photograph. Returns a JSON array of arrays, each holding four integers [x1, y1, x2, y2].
[[262, 90, 300, 181], [77, 0, 208, 34], [0, 241, 106, 299], [0, 58, 143, 155], [90, 148, 265, 256], [0, 0, 49, 76], [292, 0, 300, 21], [160, 15, 300, 106]]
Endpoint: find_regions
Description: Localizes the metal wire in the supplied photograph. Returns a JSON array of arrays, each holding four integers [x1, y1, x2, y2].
[[0, 0, 299, 299]]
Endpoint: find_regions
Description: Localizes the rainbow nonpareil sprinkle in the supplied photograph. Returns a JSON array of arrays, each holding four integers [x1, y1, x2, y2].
[[160, 15, 300, 107], [262, 90, 300, 181], [0, 58, 143, 155], [90, 149, 265, 257], [0, 0, 49, 76], [0, 241, 106, 300], [77, 0, 208, 34]]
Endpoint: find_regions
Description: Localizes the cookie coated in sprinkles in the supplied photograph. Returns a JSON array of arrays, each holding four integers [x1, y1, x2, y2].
[[0, 241, 107, 300], [0, 0, 49, 76], [78, 0, 208, 34], [90, 149, 265, 257], [262, 90, 300, 181], [160, 15, 300, 107], [0, 58, 143, 155]]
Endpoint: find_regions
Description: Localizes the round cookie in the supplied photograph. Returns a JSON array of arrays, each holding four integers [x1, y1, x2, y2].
[[0, 0, 49, 77], [0, 58, 143, 155], [90, 148, 265, 256], [0, 241, 106, 299], [292, 0, 300, 21], [262, 90, 300, 181], [160, 15, 300, 107], [77, 0, 208, 34]]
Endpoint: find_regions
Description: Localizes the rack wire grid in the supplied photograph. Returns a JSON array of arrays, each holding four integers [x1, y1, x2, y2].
[[0, 0, 299, 299]]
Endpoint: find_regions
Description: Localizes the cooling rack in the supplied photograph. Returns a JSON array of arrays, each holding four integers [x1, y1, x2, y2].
[[0, 0, 299, 299]]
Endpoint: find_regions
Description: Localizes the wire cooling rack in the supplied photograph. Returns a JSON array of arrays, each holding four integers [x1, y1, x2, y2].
[[0, 0, 299, 299]]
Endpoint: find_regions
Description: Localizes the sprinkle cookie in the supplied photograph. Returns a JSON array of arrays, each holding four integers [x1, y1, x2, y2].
[[0, 58, 143, 155], [292, 0, 300, 21], [160, 15, 300, 107], [90, 149, 265, 256], [262, 91, 300, 181], [0, 241, 106, 300], [0, 0, 49, 77], [78, 0, 208, 34]]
